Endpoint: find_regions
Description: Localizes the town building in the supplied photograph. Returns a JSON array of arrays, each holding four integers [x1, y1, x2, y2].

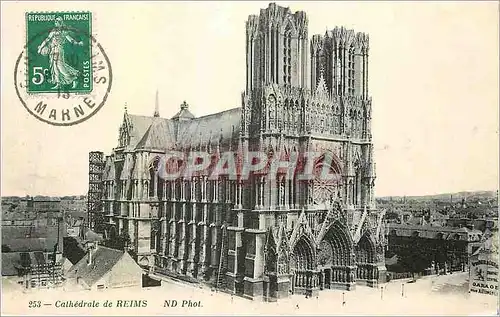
[[2, 251, 65, 290], [1, 208, 65, 254], [66, 216, 85, 238], [89, 3, 386, 300], [66, 243, 143, 290], [2, 196, 62, 228], [2, 196, 67, 289], [386, 223, 484, 275]]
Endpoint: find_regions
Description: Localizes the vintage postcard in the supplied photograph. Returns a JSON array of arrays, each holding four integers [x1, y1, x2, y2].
[[1, 1, 498, 316]]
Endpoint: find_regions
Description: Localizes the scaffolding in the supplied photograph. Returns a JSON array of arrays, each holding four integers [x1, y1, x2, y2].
[[88, 151, 105, 234], [19, 252, 63, 289]]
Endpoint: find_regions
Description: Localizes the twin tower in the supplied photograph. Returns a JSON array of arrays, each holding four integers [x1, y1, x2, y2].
[[245, 3, 369, 97]]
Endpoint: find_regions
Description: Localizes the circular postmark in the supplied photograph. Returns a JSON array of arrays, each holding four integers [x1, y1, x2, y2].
[[15, 12, 112, 126]]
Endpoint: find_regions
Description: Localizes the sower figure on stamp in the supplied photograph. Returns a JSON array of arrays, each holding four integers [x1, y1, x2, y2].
[[37, 16, 83, 90]]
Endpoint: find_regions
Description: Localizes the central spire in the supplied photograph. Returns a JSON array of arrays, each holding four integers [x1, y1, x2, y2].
[[154, 90, 160, 117]]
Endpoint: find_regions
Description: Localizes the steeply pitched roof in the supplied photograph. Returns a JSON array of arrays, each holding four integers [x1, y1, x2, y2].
[[67, 246, 125, 287], [124, 105, 241, 151], [125, 114, 156, 149], [176, 107, 241, 148], [60, 257, 74, 274], [136, 117, 176, 150]]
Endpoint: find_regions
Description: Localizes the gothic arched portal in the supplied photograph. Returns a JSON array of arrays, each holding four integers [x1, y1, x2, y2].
[[356, 234, 376, 264], [355, 234, 378, 282], [290, 235, 316, 294], [318, 221, 355, 287], [322, 221, 353, 266], [290, 236, 314, 271]]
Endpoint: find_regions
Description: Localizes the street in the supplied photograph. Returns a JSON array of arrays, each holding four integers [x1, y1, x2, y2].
[[2, 272, 497, 316]]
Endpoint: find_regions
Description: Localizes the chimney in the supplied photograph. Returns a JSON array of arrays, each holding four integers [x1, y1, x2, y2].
[[87, 242, 95, 266], [87, 247, 92, 266]]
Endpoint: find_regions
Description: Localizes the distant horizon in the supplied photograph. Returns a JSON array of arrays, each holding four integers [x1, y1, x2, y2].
[[1, 188, 498, 199], [376, 189, 499, 198]]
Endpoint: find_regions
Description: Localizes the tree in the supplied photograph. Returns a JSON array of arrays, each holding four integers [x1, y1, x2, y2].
[[105, 231, 131, 251], [397, 246, 433, 281], [63, 237, 86, 264], [119, 232, 131, 250]]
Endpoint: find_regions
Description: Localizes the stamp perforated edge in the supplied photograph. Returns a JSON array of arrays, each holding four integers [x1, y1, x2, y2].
[[15, 10, 113, 126]]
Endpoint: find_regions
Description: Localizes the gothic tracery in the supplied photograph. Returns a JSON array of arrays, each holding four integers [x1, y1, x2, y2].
[[97, 3, 384, 301]]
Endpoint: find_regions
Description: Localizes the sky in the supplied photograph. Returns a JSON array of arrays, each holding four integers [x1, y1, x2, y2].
[[1, 1, 499, 197]]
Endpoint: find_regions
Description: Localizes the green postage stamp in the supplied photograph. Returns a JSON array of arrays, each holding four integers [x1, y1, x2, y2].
[[17, 11, 111, 126], [26, 12, 92, 93]]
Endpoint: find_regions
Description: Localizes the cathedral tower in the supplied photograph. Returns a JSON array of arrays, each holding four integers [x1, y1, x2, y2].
[[310, 28, 369, 97], [245, 3, 309, 91]]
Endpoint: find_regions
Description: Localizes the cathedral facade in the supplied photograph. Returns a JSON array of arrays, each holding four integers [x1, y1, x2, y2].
[[92, 3, 387, 301]]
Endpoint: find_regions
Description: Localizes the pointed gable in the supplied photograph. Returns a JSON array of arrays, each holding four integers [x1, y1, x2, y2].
[[289, 209, 315, 250], [264, 227, 277, 253], [120, 153, 133, 180], [124, 114, 155, 149], [66, 246, 141, 288], [277, 224, 289, 256], [103, 156, 115, 181], [315, 71, 329, 98], [135, 117, 175, 151]]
